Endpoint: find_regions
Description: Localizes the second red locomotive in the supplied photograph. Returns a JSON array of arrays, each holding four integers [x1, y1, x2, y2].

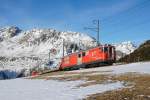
[[60, 45, 116, 70]]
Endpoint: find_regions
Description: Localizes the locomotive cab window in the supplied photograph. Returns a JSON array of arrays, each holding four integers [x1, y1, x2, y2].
[[82, 52, 86, 57], [102, 47, 108, 52], [104, 47, 108, 52]]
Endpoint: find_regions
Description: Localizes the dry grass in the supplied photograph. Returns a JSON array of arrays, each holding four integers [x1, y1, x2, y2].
[[31, 70, 110, 80], [86, 73, 150, 100], [48, 72, 111, 85]]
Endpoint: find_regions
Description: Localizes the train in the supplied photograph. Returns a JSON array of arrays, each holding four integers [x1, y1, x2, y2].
[[31, 44, 116, 76], [59, 44, 116, 70]]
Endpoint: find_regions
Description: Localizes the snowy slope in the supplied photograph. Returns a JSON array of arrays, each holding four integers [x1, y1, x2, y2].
[[0, 27, 96, 57], [72, 62, 150, 75], [0, 79, 123, 100]]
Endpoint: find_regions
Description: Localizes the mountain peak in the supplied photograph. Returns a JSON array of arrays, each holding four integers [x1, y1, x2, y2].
[[0, 26, 21, 40], [114, 41, 137, 60]]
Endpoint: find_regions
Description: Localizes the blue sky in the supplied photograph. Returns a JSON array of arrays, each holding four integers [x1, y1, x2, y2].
[[0, 0, 150, 44]]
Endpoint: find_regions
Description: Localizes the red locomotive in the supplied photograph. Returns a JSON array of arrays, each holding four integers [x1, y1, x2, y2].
[[59, 45, 116, 70]]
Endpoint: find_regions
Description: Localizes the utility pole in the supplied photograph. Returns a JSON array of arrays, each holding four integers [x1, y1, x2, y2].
[[84, 19, 100, 46], [97, 20, 100, 45], [49, 49, 50, 63]]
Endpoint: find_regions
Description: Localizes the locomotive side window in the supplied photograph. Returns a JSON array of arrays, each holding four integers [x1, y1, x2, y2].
[[78, 54, 81, 58], [104, 47, 108, 52], [102, 47, 108, 52], [82, 52, 86, 57]]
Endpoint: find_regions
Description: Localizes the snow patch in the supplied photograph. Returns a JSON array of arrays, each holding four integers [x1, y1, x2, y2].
[[0, 79, 124, 100]]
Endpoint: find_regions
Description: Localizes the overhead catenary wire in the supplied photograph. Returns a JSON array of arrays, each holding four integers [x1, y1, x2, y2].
[[84, 20, 100, 46]]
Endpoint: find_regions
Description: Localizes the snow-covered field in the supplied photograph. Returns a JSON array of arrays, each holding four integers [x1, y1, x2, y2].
[[0, 79, 123, 100], [0, 62, 150, 100]]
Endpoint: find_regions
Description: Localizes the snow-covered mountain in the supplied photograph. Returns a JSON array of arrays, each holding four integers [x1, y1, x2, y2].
[[0, 26, 97, 79], [114, 41, 137, 60], [0, 26, 137, 79], [114, 41, 137, 54], [0, 26, 96, 57]]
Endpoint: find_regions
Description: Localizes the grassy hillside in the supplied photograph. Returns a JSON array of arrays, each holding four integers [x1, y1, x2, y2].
[[118, 40, 150, 63]]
